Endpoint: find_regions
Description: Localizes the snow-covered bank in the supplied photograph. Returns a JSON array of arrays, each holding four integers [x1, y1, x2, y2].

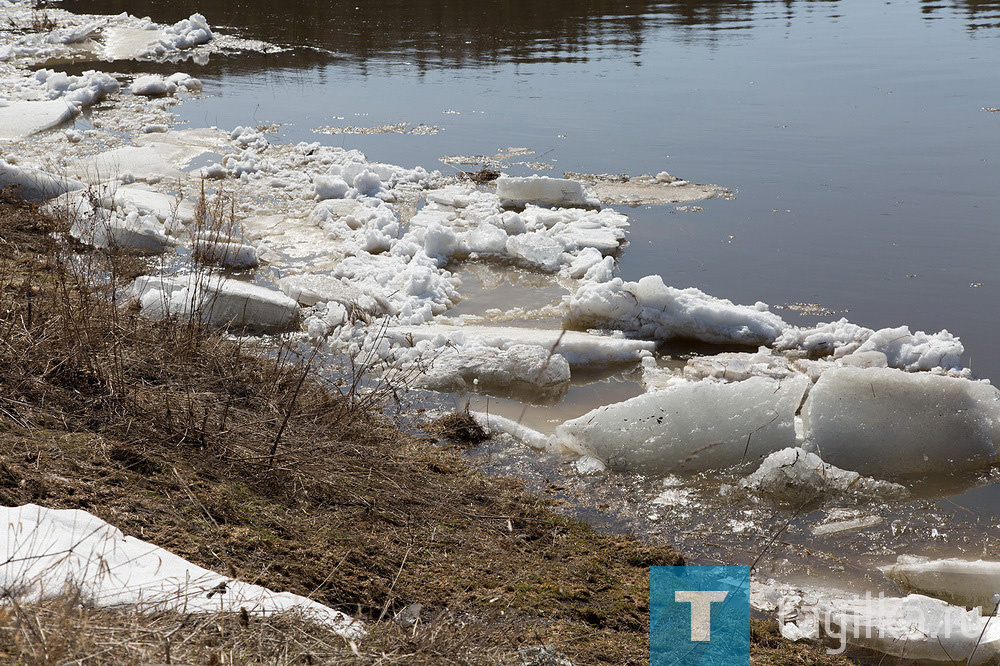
[[0, 504, 364, 638]]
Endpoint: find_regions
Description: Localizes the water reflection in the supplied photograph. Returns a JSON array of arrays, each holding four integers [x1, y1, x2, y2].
[[921, 0, 1000, 31], [56, 0, 1000, 72]]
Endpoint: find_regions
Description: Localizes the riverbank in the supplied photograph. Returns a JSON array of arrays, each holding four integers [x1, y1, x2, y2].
[[0, 191, 862, 663]]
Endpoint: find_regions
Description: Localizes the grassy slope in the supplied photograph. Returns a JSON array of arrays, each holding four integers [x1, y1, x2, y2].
[[0, 194, 854, 664]]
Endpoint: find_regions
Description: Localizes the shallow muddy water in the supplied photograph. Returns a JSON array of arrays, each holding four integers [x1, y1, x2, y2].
[[51, 0, 1000, 581]]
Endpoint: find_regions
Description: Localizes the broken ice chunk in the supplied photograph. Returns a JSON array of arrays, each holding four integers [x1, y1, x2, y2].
[[566, 275, 787, 346], [802, 367, 1000, 477], [496, 175, 599, 209], [775, 319, 966, 373], [386, 324, 655, 368], [70, 209, 170, 255], [470, 411, 556, 451], [754, 582, 1000, 664], [573, 455, 607, 475], [192, 240, 258, 269], [881, 556, 1000, 611], [809, 511, 882, 536], [556, 375, 809, 474], [742, 448, 909, 505], [0, 100, 79, 140], [415, 344, 570, 402], [685, 347, 799, 382], [0, 161, 85, 202], [132, 274, 299, 330]]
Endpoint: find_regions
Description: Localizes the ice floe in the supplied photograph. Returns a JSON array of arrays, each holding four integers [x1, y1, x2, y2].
[[130, 72, 202, 96], [741, 447, 909, 505], [0, 504, 363, 637], [556, 376, 810, 474], [0, 160, 85, 202], [752, 581, 1000, 664], [132, 274, 300, 330], [70, 206, 171, 255], [470, 411, 556, 451], [566, 275, 787, 346], [802, 366, 1000, 477], [0, 99, 78, 140], [496, 175, 599, 209], [775, 319, 966, 373], [881, 556, 1000, 611]]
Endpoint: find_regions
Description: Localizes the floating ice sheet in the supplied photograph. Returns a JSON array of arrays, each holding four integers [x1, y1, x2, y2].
[[0, 99, 78, 140], [566, 276, 787, 346], [132, 274, 299, 330], [752, 581, 1000, 664], [557, 376, 809, 474], [802, 367, 1000, 477], [882, 556, 1000, 611], [742, 448, 909, 505]]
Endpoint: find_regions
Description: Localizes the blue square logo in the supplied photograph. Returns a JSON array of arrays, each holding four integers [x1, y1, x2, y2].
[[651, 566, 751, 666]]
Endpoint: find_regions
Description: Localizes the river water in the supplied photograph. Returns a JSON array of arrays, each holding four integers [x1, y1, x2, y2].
[[55, 0, 1000, 583]]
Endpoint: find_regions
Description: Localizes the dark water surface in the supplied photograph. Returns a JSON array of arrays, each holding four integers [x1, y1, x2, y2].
[[60, 0, 1000, 549]]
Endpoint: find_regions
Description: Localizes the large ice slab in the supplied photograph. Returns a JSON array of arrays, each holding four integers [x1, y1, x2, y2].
[[753, 582, 1000, 664], [387, 324, 655, 368], [71, 210, 170, 255], [557, 376, 809, 474], [1, 504, 363, 637], [881, 556, 1000, 611], [566, 276, 787, 346], [68, 141, 211, 184], [416, 344, 570, 399], [0, 100, 78, 140], [496, 175, 599, 209], [0, 161, 86, 202], [132, 274, 299, 330], [802, 367, 1000, 477], [742, 447, 909, 505]]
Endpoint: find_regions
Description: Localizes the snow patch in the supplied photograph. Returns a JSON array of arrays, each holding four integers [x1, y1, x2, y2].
[[0, 504, 363, 638]]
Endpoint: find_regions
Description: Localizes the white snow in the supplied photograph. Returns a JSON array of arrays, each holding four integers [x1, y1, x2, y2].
[[881, 556, 1000, 611], [314, 174, 350, 200], [0, 504, 363, 638], [775, 319, 966, 373], [132, 274, 300, 330], [496, 175, 599, 209], [556, 376, 810, 474], [130, 73, 200, 96], [802, 367, 1000, 477], [136, 14, 213, 57], [566, 275, 788, 346], [742, 448, 909, 504]]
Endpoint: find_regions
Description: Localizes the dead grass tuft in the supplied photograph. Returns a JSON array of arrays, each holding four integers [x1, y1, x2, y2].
[[424, 410, 489, 447]]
